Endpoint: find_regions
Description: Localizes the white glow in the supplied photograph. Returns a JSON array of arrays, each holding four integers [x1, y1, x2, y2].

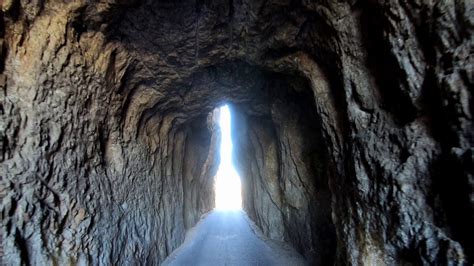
[[215, 105, 242, 210]]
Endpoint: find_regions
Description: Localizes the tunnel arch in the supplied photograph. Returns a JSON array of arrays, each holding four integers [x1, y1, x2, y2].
[[1, 0, 472, 265], [126, 59, 338, 264]]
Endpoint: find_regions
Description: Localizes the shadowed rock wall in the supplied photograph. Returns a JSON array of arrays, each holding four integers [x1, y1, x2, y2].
[[1, 0, 472, 265], [183, 111, 221, 230], [231, 79, 337, 265]]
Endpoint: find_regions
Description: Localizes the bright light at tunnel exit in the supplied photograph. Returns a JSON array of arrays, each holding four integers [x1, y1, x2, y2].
[[215, 105, 242, 210]]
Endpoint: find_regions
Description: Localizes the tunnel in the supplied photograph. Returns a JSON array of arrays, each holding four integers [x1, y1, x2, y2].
[[0, 0, 472, 265]]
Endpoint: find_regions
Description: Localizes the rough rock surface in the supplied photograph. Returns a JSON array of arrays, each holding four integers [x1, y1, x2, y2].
[[232, 82, 336, 264], [1, 0, 472, 265]]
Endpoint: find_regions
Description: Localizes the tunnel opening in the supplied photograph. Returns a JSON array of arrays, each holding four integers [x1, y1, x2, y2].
[[214, 104, 242, 210], [2, 1, 471, 265], [173, 61, 338, 264]]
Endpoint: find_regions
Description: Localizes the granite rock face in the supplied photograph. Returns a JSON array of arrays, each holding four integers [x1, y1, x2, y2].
[[1, 0, 472, 265]]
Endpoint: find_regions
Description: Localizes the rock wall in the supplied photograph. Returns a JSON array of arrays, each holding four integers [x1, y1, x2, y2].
[[1, 0, 472, 265], [183, 111, 220, 230], [231, 78, 337, 265]]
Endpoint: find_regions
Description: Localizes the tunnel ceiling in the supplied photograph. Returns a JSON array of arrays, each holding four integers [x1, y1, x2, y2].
[[75, 0, 341, 127], [1, 0, 472, 265]]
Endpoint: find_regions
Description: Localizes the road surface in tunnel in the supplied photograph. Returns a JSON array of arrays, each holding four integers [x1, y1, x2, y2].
[[162, 210, 307, 266]]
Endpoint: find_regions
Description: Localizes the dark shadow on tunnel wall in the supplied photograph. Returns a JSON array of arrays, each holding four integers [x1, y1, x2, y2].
[[227, 74, 337, 265]]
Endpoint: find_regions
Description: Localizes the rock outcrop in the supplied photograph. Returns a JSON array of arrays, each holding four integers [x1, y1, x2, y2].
[[1, 0, 472, 265]]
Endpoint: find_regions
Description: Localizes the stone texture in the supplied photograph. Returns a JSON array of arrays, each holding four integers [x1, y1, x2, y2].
[[232, 81, 337, 265], [0, 0, 472, 265]]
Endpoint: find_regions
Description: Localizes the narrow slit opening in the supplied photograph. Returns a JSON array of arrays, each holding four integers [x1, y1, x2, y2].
[[214, 104, 242, 210]]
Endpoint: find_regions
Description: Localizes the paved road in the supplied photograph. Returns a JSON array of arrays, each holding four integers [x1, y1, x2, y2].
[[162, 210, 307, 266]]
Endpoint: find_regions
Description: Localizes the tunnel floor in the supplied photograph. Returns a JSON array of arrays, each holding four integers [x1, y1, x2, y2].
[[162, 210, 306, 266]]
